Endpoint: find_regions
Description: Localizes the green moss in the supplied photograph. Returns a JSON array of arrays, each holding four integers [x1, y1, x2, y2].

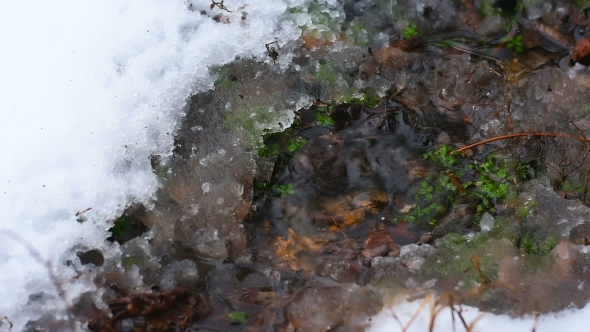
[[224, 106, 278, 143], [519, 231, 557, 255], [424, 235, 509, 287], [111, 215, 132, 239], [422, 216, 556, 286], [343, 95, 381, 108], [210, 65, 237, 91], [560, 179, 585, 194], [257, 128, 308, 158], [317, 61, 339, 83], [517, 200, 538, 219], [345, 21, 370, 46], [121, 256, 141, 270], [424, 144, 458, 168], [583, 104, 590, 115], [288, 2, 343, 33], [574, 0, 590, 8], [229, 311, 248, 324], [402, 24, 419, 38], [424, 215, 523, 285], [404, 146, 526, 226], [479, 0, 496, 16]]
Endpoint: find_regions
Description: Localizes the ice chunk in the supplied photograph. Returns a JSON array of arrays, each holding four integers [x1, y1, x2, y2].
[[480, 213, 495, 231]]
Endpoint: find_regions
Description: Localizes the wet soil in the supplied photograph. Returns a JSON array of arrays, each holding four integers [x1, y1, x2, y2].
[[77, 0, 590, 331]]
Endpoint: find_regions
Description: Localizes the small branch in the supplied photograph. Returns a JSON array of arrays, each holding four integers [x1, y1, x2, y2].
[[0, 230, 77, 331], [546, 162, 564, 180], [453, 132, 588, 154], [323, 206, 349, 239], [210, 0, 231, 12], [470, 255, 492, 284], [583, 169, 590, 204], [0, 316, 13, 330], [564, 148, 590, 178]]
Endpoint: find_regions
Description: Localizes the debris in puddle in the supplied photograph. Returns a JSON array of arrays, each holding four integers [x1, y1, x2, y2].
[[88, 287, 211, 332], [66, 1, 590, 331]]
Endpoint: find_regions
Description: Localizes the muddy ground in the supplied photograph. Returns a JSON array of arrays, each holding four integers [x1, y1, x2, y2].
[[43, 0, 590, 331]]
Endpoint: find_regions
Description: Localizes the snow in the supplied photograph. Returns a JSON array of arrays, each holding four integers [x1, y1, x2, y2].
[[0, 0, 303, 329], [368, 296, 590, 332]]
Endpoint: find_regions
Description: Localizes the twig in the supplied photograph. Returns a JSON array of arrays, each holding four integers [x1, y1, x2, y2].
[[583, 169, 590, 203], [210, 0, 231, 12], [404, 295, 431, 331], [0, 230, 77, 331], [193, 325, 228, 332], [388, 308, 406, 331], [471, 255, 492, 285], [531, 301, 541, 332], [546, 162, 565, 181], [75, 207, 92, 217], [565, 148, 590, 178], [323, 206, 349, 239], [451, 303, 470, 331], [466, 312, 486, 331], [465, 62, 513, 131], [428, 301, 446, 332], [453, 132, 588, 154], [447, 171, 467, 193], [0, 316, 13, 330]]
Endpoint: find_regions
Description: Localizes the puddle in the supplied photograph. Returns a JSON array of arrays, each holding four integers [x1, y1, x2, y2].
[[76, 0, 590, 331]]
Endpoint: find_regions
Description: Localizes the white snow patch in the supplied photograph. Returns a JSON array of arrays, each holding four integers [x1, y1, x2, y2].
[[368, 296, 590, 332], [0, 0, 305, 329]]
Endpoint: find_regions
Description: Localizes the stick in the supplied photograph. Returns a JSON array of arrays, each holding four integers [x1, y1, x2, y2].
[[453, 132, 588, 153]]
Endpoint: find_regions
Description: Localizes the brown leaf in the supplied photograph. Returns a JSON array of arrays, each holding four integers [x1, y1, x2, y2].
[[364, 230, 395, 249], [88, 287, 211, 332], [572, 36, 590, 66]]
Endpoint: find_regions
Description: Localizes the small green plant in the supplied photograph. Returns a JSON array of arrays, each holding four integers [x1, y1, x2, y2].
[[583, 104, 590, 115], [480, 0, 496, 16], [403, 24, 419, 38], [424, 144, 458, 168], [286, 137, 307, 152], [519, 232, 557, 255], [469, 154, 511, 213], [229, 311, 248, 324], [273, 183, 295, 197], [574, 0, 590, 8], [344, 95, 381, 108], [517, 163, 532, 181], [559, 180, 584, 194], [404, 145, 518, 226], [258, 143, 280, 157], [506, 34, 523, 53], [315, 110, 336, 126], [257, 130, 307, 157], [517, 205, 531, 219], [255, 181, 270, 190]]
